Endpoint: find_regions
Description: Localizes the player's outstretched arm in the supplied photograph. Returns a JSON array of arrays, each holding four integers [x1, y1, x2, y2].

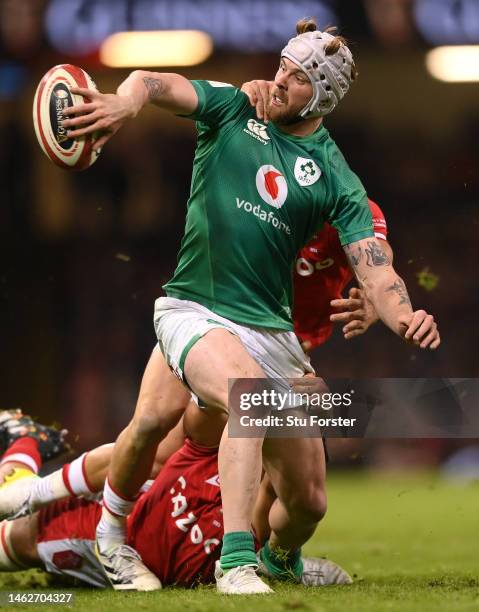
[[342, 237, 440, 349], [62, 71, 198, 150], [330, 240, 392, 339]]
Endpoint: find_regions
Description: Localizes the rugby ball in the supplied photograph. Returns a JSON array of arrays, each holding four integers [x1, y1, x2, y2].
[[33, 64, 100, 171]]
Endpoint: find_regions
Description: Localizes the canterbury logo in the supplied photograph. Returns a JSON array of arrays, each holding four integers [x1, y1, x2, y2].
[[248, 120, 269, 140], [244, 119, 270, 145]]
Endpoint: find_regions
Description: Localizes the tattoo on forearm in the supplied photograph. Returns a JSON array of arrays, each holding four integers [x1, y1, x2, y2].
[[386, 279, 412, 307], [143, 77, 165, 101], [365, 241, 392, 267], [344, 244, 363, 267]]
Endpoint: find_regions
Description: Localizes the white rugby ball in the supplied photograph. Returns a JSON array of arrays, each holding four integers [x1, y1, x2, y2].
[[33, 64, 100, 171]]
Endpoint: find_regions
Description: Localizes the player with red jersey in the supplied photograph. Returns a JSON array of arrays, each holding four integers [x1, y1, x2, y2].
[[0, 407, 350, 588], [31, 437, 223, 588], [0, 428, 222, 587], [294, 198, 388, 350]]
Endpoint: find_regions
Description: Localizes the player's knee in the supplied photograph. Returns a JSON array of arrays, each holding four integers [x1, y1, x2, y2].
[[132, 396, 185, 439], [302, 490, 327, 523], [130, 415, 157, 443], [131, 407, 170, 441], [289, 488, 327, 524]]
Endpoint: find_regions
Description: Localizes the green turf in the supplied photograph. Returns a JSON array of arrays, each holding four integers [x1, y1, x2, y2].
[[1, 472, 478, 611]]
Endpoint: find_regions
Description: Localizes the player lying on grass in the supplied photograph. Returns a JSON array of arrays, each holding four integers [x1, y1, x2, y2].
[[0, 405, 352, 589]]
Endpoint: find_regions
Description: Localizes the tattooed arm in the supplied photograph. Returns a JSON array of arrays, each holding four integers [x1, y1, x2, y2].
[[328, 240, 392, 340], [62, 71, 198, 150], [342, 237, 440, 349], [116, 71, 198, 114]]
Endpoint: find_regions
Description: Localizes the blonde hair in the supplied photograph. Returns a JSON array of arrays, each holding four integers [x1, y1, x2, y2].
[[295, 18, 357, 80]]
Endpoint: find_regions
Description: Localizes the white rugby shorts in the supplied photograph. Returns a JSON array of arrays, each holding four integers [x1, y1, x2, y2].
[[153, 297, 313, 385]]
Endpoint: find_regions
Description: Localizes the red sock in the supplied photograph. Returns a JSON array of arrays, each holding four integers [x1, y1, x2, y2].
[[0, 437, 41, 473]]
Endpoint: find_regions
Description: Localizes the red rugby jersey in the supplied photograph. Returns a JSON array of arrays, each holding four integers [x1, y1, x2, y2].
[[127, 438, 222, 587], [293, 199, 388, 350]]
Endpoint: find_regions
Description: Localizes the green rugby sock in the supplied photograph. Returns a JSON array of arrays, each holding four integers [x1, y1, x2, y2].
[[220, 531, 257, 570], [260, 540, 303, 580]]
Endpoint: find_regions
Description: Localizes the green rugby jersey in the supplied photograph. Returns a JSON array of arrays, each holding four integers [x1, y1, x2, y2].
[[164, 80, 374, 330]]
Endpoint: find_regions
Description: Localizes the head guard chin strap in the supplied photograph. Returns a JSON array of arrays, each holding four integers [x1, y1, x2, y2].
[[281, 30, 355, 119]]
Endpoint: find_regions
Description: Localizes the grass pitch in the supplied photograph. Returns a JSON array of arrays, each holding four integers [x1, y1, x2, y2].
[[1, 472, 478, 611]]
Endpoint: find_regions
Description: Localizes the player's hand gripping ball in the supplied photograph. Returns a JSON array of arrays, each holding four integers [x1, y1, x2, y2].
[[33, 64, 100, 170]]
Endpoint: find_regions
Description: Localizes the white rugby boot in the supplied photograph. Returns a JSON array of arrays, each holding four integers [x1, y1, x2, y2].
[[215, 561, 274, 594], [257, 551, 352, 586], [0, 469, 39, 520], [95, 542, 162, 591], [300, 557, 353, 586]]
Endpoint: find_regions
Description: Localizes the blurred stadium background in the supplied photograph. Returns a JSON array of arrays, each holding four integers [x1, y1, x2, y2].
[[0, 0, 478, 477]]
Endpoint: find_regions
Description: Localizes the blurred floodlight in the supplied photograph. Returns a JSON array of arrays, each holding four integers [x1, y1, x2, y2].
[[100, 31, 213, 67], [426, 46, 479, 82]]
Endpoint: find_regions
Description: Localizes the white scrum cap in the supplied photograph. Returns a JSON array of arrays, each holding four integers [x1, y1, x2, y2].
[[281, 29, 355, 118]]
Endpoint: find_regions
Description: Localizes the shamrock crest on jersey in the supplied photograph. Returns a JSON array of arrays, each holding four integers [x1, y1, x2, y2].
[[294, 157, 322, 187]]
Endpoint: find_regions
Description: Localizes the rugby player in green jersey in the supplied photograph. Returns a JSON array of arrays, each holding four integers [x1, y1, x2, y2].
[[62, 18, 440, 594]]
